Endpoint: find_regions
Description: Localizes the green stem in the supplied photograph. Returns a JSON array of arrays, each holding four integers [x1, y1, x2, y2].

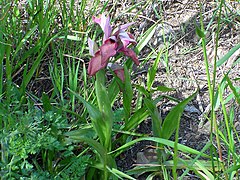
[[212, 1, 227, 179], [199, 1, 227, 178], [198, 0, 216, 176]]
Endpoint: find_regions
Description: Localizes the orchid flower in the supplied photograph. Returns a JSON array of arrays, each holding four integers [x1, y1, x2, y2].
[[88, 14, 139, 81]]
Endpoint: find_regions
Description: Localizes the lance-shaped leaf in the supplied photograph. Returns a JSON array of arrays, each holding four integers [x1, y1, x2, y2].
[[68, 89, 106, 146], [123, 65, 133, 120], [160, 91, 198, 139], [95, 70, 114, 150]]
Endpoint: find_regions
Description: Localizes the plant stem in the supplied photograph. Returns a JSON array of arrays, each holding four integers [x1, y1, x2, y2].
[[212, 1, 227, 179], [198, 0, 216, 176]]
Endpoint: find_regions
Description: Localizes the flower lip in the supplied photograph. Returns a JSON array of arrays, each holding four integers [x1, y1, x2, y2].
[[99, 39, 117, 66]]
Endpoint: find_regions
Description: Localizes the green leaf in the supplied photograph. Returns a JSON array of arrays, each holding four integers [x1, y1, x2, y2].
[[108, 167, 136, 180], [135, 80, 144, 111], [225, 75, 240, 104], [147, 49, 162, 91], [0, 45, 4, 95], [127, 166, 161, 176], [217, 43, 240, 67], [110, 137, 209, 158], [161, 91, 197, 139], [108, 79, 120, 106], [194, 160, 215, 180], [20, 31, 61, 91], [224, 87, 240, 105], [224, 165, 240, 174], [12, 25, 38, 61], [59, 155, 90, 179], [195, 23, 205, 38], [69, 89, 106, 147], [66, 136, 114, 167], [134, 84, 150, 97], [123, 65, 133, 120], [144, 98, 161, 137], [122, 106, 149, 132], [13, 44, 41, 72], [95, 70, 114, 150], [42, 93, 52, 112], [64, 127, 96, 139], [114, 108, 125, 123]]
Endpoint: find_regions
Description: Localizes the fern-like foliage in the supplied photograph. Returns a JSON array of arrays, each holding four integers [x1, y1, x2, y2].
[[58, 155, 91, 179]]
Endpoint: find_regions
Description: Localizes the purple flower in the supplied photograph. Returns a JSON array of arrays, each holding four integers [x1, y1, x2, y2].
[[108, 63, 125, 82], [88, 14, 139, 81]]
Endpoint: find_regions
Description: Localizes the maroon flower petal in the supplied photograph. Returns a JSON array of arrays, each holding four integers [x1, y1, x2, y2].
[[88, 51, 107, 76], [118, 47, 139, 65], [100, 39, 117, 65], [108, 63, 125, 82]]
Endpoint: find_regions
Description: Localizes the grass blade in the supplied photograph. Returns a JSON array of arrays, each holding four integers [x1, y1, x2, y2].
[[12, 25, 38, 61], [136, 23, 157, 54], [110, 137, 209, 158], [225, 75, 240, 104], [20, 32, 61, 91], [217, 43, 240, 67]]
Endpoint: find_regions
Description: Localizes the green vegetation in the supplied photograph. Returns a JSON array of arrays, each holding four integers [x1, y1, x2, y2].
[[0, 0, 239, 179]]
